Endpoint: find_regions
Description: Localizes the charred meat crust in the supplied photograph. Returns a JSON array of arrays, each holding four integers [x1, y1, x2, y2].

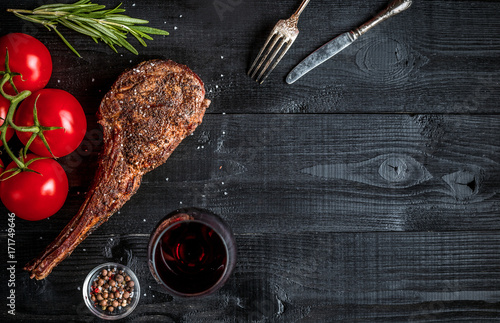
[[24, 60, 210, 280]]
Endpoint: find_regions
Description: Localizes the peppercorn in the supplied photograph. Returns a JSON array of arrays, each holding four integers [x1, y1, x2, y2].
[[89, 266, 136, 314]]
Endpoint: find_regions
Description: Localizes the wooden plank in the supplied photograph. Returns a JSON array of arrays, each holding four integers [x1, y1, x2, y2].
[[0, 0, 499, 114], [3, 231, 499, 322], [4, 114, 499, 237]]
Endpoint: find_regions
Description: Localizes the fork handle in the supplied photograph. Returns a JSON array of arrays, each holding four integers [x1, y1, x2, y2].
[[353, 0, 413, 38], [291, 0, 311, 20]]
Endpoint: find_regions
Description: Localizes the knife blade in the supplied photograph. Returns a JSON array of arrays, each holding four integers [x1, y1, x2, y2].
[[286, 32, 357, 84], [286, 0, 413, 84]]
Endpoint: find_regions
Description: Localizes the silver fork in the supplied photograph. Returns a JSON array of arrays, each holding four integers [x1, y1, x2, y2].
[[248, 0, 311, 84]]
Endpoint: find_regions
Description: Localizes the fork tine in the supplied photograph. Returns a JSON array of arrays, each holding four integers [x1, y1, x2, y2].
[[255, 37, 287, 83], [248, 28, 278, 76], [249, 33, 280, 79], [257, 40, 293, 84]]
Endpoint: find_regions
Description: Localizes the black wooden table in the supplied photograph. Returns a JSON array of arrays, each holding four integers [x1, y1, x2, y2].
[[1, 0, 499, 322]]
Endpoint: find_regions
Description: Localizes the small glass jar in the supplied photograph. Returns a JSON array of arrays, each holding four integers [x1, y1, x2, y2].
[[82, 262, 140, 320]]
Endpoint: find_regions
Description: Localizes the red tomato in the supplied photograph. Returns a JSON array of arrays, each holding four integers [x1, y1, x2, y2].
[[0, 154, 68, 221], [0, 159, 3, 195], [0, 95, 13, 146], [15, 89, 87, 157], [0, 33, 52, 95]]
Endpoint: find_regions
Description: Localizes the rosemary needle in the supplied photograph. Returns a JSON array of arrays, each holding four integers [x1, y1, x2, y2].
[[7, 0, 169, 57]]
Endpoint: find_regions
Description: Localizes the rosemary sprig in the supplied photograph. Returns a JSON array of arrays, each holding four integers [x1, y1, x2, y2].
[[7, 0, 169, 57]]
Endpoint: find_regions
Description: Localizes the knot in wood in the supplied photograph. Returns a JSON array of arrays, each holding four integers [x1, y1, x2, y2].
[[378, 157, 408, 182]]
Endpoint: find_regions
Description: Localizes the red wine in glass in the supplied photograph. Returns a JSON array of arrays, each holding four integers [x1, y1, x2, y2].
[[148, 208, 236, 297]]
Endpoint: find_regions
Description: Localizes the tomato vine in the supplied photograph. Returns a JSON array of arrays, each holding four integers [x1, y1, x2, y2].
[[0, 51, 60, 180]]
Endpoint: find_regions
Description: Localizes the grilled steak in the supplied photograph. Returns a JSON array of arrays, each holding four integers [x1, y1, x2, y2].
[[24, 59, 210, 280]]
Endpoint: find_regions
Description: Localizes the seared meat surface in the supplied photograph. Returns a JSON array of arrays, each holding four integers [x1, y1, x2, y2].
[[25, 60, 210, 280]]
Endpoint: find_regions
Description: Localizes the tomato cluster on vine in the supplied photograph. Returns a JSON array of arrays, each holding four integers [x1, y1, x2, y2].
[[0, 33, 87, 221]]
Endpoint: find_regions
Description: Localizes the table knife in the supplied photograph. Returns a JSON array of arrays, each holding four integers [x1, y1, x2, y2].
[[286, 0, 413, 84]]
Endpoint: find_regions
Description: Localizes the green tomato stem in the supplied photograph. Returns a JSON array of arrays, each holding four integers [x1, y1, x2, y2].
[[0, 74, 32, 170]]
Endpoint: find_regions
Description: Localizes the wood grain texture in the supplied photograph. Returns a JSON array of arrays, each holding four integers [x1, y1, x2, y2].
[[11, 114, 499, 236], [0, 0, 499, 321], [3, 232, 500, 322], [0, 0, 499, 114]]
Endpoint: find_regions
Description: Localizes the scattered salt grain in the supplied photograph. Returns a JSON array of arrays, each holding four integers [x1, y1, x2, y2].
[[77, 286, 81, 291], [174, 26, 178, 30], [221, 56, 224, 59], [143, 219, 146, 222]]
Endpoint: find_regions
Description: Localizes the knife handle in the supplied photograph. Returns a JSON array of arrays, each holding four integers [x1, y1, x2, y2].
[[352, 0, 413, 38]]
